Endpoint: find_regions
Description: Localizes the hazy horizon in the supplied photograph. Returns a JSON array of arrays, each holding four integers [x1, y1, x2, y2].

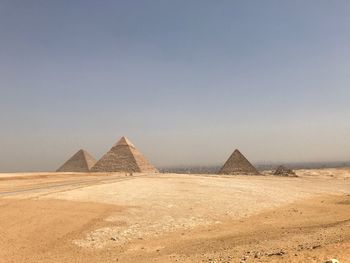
[[1, 1, 350, 172]]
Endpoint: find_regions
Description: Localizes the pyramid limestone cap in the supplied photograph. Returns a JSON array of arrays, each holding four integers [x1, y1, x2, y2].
[[114, 136, 135, 148]]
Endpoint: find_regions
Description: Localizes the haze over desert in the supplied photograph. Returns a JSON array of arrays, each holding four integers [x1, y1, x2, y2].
[[1, 1, 350, 263]]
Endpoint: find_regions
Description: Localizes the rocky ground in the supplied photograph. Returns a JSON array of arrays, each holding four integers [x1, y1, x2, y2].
[[0, 169, 349, 262]]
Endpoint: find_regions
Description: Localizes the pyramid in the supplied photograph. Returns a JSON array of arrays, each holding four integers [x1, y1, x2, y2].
[[273, 165, 297, 177], [90, 136, 158, 173], [56, 149, 96, 172], [218, 149, 259, 175]]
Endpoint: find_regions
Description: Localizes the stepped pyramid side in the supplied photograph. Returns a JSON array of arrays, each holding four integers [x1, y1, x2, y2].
[[91, 137, 158, 173], [218, 149, 259, 175], [56, 149, 96, 172]]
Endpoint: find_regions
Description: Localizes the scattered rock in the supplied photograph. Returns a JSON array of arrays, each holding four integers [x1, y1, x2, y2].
[[254, 252, 261, 258], [240, 255, 249, 261], [311, 244, 321, 249], [267, 250, 285, 256], [297, 244, 304, 250]]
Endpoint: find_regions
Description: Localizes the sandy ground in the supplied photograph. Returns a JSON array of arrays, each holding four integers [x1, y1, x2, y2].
[[0, 169, 349, 262]]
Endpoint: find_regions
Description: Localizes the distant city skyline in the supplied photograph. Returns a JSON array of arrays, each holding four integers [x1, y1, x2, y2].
[[0, 1, 350, 172]]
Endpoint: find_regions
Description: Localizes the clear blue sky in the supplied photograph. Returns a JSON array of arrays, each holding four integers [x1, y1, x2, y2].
[[0, 1, 349, 171]]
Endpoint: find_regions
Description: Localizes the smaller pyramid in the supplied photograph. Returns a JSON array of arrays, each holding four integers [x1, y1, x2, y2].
[[91, 136, 158, 173], [56, 149, 96, 172], [273, 165, 297, 177], [218, 149, 259, 175]]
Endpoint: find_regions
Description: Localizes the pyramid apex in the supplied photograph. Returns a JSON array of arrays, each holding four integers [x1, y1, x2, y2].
[[79, 149, 92, 156], [115, 136, 135, 148], [76, 149, 88, 155], [232, 149, 244, 156]]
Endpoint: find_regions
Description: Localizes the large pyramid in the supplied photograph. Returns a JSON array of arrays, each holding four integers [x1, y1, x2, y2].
[[91, 136, 158, 173], [56, 149, 96, 172], [218, 149, 259, 175]]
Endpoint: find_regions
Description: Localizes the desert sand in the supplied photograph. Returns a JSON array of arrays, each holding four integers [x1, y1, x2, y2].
[[0, 169, 349, 262]]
